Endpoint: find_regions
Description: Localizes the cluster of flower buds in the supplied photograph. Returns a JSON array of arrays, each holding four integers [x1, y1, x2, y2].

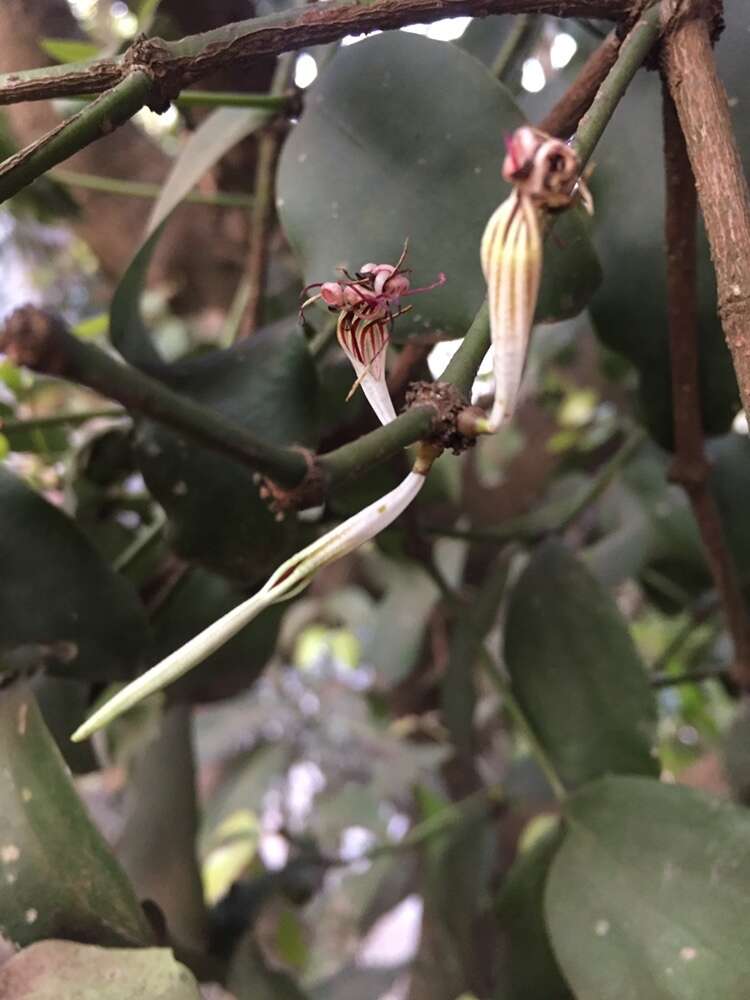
[[301, 243, 446, 425], [480, 126, 592, 433]]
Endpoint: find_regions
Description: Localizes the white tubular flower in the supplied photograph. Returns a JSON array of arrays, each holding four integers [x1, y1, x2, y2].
[[480, 190, 542, 432], [479, 126, 592, 433], [72, 449, 437, 742]]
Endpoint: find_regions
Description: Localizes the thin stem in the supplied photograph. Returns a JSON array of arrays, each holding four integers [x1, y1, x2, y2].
[[650, 664, 727, 689], [572, 2, 661, 167], [480, 648, 566, 801], [51, 168, 255, 209], [539, 30, 621, 138], [0, 0, 639, 108], [0, 406, 124, 433], [237, 53, 295, 341], [318, 405, 435, 483], [0, 307, 308, 488], [491, 14, 534, 81], [113, 509, 167, 573], [176, 89, 292, 111], [0, 72, 152, 205], [661, 82, 750, 689], [427, 426, 645, 545]]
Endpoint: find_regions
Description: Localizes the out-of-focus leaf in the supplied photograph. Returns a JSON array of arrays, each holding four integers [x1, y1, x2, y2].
[[504, 540, 658, 790], [546, 776, 750, 1000], [496, 823, 571, 1000], [587, 1, 750, 445], [362, 559, 438, 687], [133, 321, 319, 582], [0, 940, 199, 998], [111, 106, 270, 365], [150, 569, 283, 703], [278, 32, 601, 343], [39, 38, 100, 63], [228, 931, 310, 1000], [457, 15, 515, 66], [0, 680, 151, 948], [0, 467, 149, 682]]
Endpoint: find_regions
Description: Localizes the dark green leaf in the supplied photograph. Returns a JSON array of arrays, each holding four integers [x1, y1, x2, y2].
[[0, 940, 199, 998], [278, 32, 601, 343], [546, 776, 750, 1000], [110, 107, 270, 365], [496, 823, 571, 1000], [504, 540, 658, 790], [0, 680, 151, 948], [133, 320, 319, 582], [0, 467, 149, 682]]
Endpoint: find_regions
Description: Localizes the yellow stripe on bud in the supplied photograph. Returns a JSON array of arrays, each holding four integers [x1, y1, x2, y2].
[[480, 191, 542, 432]]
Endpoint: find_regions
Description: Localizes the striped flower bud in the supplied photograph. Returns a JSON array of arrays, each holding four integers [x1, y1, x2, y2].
[[479, 128, 591, 432]]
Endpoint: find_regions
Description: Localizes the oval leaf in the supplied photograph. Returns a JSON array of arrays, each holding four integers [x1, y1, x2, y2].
[[278, 32, 601, 342], [0, 467, 149, 682], [496, 824, 572, 1000], [133, 321, 319, 582], [0, 680, 151, 948], [0, 940, 199, 999], [546, 776, 750, 1000], [504, 539, 658, 790]]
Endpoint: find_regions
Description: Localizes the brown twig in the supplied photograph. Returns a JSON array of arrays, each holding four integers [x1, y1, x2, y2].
[[237, 54, 294, 341], [0, 306, 309, 488], [237, 125, 282, 339], [539, 30, 621, 138], [661, 0, 750, 421], [662, 82, 750, 689], [0, 0, 639, 109]]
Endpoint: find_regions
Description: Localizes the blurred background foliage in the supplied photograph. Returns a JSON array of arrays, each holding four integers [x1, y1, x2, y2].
[[1, 1, 750, 998]]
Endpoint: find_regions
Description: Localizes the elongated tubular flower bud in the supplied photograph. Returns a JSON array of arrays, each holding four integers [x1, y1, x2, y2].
[[71, 456, 436, 742], [480, 190, 542, 432], [337, 308, 396, 425]]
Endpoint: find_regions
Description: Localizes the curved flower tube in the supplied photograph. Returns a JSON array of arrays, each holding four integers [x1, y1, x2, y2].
[[72, 445, 439, 742]]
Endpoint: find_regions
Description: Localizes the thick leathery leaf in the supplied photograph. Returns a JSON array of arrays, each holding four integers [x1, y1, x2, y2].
[[0, 467, 149, 682], [0, 940, 199, 998], [0, 680, 151, 948], [546, 776, 750, 1000], [278, 32, 601, 343], [504, 540, 658, 790], [133, 321, 319, 582], [496, 824, 571, 1000]]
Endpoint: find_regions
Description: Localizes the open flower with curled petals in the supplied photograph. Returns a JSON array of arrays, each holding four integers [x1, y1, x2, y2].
[[72, 443, 441, 742], [479, 126, 593, 433], [301, 243, 445, 425]]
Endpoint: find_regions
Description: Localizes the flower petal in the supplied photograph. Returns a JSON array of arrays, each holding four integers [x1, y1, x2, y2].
[[337, 310, 396, 425]]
